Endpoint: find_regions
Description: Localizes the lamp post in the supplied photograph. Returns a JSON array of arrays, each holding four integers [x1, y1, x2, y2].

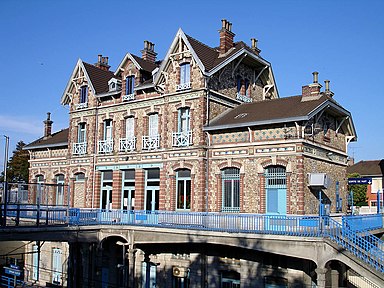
[[2, 135, 9, 226], [116, 241, 129, 288]]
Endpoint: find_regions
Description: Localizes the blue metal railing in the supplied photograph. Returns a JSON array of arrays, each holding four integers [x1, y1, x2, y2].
[[3, 205, 384, 274], [343, 214, 383, 232], [0, 275, 24, 288], [325, 217, 384, 273], [68, 209, 322, 236]]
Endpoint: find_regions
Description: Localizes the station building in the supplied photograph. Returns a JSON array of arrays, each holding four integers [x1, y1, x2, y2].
[[23, 19, 357, 287]]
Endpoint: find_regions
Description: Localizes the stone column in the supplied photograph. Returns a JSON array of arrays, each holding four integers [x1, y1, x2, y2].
[[128, 247, 137, 288], [315, 267, 328, 288]]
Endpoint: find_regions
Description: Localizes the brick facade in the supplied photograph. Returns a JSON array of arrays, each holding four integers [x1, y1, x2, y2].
[[26, 21, 355, 217]]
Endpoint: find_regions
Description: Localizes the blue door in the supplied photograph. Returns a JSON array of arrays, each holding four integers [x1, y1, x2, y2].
[[265, 166, 287, 215]]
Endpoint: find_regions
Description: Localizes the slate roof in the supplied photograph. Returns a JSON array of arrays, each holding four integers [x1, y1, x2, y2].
[[24, 128, 69, 150], [83, 62, 116, 94], [131, 54, 158, 72], [186, 34, 269, 72], [205, 95, 331, 131], [347, 160, 384, 177]]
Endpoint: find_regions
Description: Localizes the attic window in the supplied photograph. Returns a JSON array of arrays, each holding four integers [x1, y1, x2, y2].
[[108, 78, 121, 92], [234, 113, 248, 119]]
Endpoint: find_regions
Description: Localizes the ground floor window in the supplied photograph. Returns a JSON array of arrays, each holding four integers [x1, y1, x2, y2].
[[176, 169, 191, 210], [52, 247, 62, 284], [221, 168, 240, 212], [265, 166, 287, 214], [32, 244, 39, 280], [100, 171, 113, 210], [145, 169, 160, 211], [122, 169, 135, 210], [221, 270, 240, 288]]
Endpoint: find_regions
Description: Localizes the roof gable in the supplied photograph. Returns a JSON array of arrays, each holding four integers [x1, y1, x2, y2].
[[115, 53, 157, 77], [154, 28, 206, 86], [61, 60, 115, 105]]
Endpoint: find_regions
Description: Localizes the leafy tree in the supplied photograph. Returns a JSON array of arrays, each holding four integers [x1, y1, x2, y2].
[[4, 141, 29, 183], [347, 172, 368, 206]]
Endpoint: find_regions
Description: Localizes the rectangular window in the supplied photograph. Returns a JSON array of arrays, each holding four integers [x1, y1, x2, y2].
[[80, 86, 88, 103], [126, 76, 135, 95], [52, 248, 62, 284], [32, 244, 39, 280], [222, 168, 240, 212], [122, 170, 135, 210], [180, 63, 190, 85], [104, 119, 113, 140], [78, 123, 86, 143], [149, 114, 158, 138], [126, 117, 135, 138], [178, 108, 190, 133]]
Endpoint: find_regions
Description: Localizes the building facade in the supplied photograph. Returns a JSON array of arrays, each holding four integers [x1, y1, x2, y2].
[[347, 160, 384, 208], [23, 19, 357, 287]]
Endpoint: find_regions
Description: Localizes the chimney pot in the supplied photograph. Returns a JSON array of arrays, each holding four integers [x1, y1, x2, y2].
[[221, 19, 226, 28], [141, 40, 157, 63], [95, 54, 110, 71], [324, 80, 330, 91], [312, 71, 319, 83], [44, 112, 53, 138]]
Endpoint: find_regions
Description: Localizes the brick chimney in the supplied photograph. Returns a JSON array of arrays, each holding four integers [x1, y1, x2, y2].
[[301, 72, 322, 102], [219, 19, 235, 55], [141, 40, 157, 63], [44, 112, 53, 139], [94, 54, 110, 71], [251, 38, 261, 55]]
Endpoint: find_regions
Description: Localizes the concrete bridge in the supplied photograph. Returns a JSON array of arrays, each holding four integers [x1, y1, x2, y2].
[[1, 208, 383, 287]]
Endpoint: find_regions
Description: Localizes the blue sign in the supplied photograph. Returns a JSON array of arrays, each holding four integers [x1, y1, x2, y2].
[[4, 267, 21, 276], [348, 178, 372, 185], [9, 264, 19, 270]]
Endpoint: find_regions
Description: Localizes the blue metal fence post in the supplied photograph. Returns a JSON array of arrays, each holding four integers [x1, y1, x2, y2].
[[377, 189, 381, 214]]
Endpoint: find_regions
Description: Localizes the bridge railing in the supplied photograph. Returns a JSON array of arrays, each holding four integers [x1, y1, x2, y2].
[[325, 217, 384, 273], [1, 204, 68, 226], [69, 209, 322, 236], [343, 214, 383, 232]]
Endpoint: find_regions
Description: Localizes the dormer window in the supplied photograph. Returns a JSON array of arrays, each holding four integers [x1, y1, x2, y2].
[[176, 63, 191, 91], [123, 76, 135, 101], [236, 76, 251, 103], [108, 78, 121, 92], [76, 86, 88, 109]]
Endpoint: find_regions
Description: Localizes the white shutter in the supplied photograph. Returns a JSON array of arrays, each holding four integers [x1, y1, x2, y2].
[[32, 244, 39, 280], [52, 248, 62, 284], [126, 117, 134, 138], [149, 114, 158, 137]]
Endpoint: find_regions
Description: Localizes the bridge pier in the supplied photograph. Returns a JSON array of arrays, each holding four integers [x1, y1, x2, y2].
[[128, 247, 136, 288], [315, 268, 327, 288]]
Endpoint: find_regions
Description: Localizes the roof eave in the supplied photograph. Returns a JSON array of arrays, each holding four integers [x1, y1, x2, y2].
[[24, 142, 68, 150], [204, 116, 308, 132], [207, 48, 271, 76]]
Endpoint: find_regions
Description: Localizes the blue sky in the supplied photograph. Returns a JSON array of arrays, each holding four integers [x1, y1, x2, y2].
[[1, 0, 383, 170]]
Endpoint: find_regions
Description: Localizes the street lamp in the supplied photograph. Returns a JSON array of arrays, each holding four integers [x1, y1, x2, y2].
[[2, 135, 9, 226], [116, 241, 129, 288]]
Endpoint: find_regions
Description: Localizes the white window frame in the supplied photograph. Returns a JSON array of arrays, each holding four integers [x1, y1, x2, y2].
[[52, 248, 62, 284]]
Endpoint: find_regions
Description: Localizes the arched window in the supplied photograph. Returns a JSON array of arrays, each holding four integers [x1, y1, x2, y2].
[[75, 172, 85, 182], [221, 168, 240, 212], [176, 169, 191, 210], [265, 166, 287, 214]]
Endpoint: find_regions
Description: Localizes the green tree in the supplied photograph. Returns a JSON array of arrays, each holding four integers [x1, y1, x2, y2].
[[347, 172, 368, 206], [5, 141, 29, 182]]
